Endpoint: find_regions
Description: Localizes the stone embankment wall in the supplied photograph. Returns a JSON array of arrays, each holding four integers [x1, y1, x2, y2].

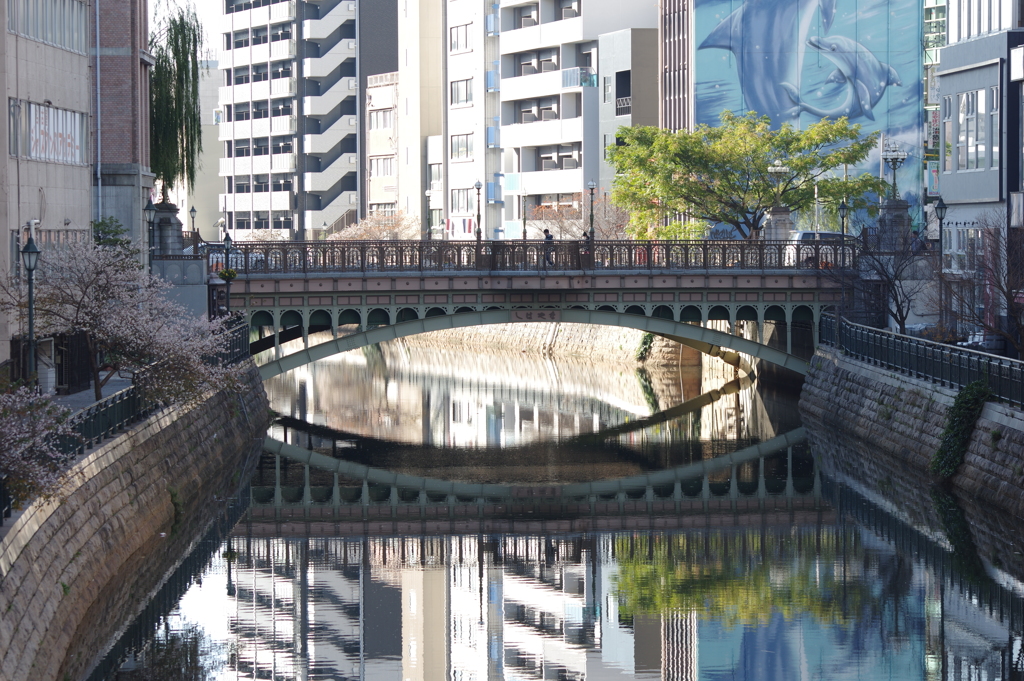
[[800, 348, 1024, 520], [0, 361, 270, 681], [395, 322, 682, 366]]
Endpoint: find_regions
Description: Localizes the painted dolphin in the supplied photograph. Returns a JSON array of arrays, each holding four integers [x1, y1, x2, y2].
[[698, 0, 837, 128], [782, 35, 901, 121]]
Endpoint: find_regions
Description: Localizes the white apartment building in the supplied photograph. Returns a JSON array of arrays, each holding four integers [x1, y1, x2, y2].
[[217, 0, 361, 241], [497, 0, 657, 238], [396, 0, 656, 240], [365, 72, 399, 218]]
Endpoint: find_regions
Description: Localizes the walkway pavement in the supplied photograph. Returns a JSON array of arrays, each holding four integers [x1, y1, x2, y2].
[[51, 376, 134, 414]]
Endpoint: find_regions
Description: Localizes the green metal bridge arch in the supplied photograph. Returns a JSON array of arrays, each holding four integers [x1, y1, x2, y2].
[[257, 308, 811, 380]]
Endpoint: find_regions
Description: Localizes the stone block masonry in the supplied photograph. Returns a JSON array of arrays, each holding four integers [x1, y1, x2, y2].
[[0, 361, 270, 681], [800, 347, 1024, 521]]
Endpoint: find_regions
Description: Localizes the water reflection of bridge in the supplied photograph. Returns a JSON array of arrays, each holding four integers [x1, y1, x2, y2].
[[248, 428, 817, 527]]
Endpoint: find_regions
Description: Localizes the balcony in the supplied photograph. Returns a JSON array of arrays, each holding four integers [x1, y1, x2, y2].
[[615, 96, 632, 116], [270, 114, 297, 135], [270, 38, 295, 60], [502, 116, 583, 148], [499, 15, 583, 54], [270, 76, 296, 97], [562, 66, 596, 88], [519, 167, 582, 194], [271, 152, 297, 173]]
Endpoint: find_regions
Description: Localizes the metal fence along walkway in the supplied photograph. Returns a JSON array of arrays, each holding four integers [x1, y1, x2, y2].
[[820, 315, 1024, 407]]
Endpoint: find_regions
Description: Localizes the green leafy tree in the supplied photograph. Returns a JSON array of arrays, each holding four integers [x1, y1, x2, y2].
[[607, 111, 887, 239], [92, 216, 132, 248], [150, 5, 205, 202]]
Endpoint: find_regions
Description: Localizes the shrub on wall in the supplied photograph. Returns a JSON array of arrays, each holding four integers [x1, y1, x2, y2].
[[930, 380, 991, 479]]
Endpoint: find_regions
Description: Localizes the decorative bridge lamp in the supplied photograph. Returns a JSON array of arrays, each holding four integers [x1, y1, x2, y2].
[[838, 200, 849, 238], [587, 179, 597, 241], [474, 181, 483, 241], [21, 231, 40, 382], [189, 205, 197, 233], [881, 139, 908, 200], [767, 160, 789, 239], [223, 233, 233, 315], [144, 198, 157, 270]]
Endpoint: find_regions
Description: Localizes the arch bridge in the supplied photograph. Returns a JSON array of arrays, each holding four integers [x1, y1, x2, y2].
[[216, 239, 853, 375]]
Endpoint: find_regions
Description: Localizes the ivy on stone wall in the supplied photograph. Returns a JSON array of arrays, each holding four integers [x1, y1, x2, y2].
[[930, 487, 991, 583], [635, 333, 655, 362], [930, 380, 991, 480]]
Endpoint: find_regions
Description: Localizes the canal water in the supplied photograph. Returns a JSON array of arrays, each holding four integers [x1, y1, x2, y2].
[[84, 341, 1024, 681]]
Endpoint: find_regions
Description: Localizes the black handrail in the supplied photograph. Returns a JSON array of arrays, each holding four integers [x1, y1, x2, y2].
[[820, 315, 1024, 408]]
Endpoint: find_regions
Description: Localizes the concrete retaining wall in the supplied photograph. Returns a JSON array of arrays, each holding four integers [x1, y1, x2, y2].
[[799, 348, 1024, 520], [0, 361, 269, 681]]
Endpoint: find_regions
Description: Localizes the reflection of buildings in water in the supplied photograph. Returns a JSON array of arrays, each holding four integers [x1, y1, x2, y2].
[[192, 513, 1023, 681], [264, 341, 779, 456]]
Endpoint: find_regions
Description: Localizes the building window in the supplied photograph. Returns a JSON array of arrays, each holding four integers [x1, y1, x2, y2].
[[451, 189, 473, 214], [430, 209, 443, 229], [251, 26, 269, 45], [233, 29, 250, 48], [253, 100, 270, 119], [7, 99, 89, 165], [271, 60, 292, 79], [234, 67, 250, 85], [253, 211, 270, 229], [234, 176, 251, 193], [7, 0, 90, 54], [369, 156, 396, 177], [603, 76, 612, 103], [271, 174, 293, 191], [270, 23, 292, 42], [271, 98, 292, 117], [271, 136, 293, 154], [253, 175, 270, 192], [370, 203, 397, 216], [252, 63, 269, 83], [450, 78, 473, 105], [429, 163, 442, 189], [942, 95, 952, 172], [450, 24, 471, 52], [235, 212, 251, 230], [450, 133, 473, 160], [369, 109, 394, 129], [991, 86, 999, 168], [234, 139, 251, 157], [233, 103, 250, 121], [272, 211, 293, 230], [957, 90, 986, 170], [253, 138, 270, 156]]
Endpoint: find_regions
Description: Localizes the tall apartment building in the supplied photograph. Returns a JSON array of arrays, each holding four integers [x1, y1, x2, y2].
[[217, 0, 395, 241], [2, 0, 94, 373]]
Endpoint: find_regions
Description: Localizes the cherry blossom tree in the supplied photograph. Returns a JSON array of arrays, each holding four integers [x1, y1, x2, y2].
[[328, 211, 420, 240], [0, 242, 241, 404], [0, 386, 76, 501]]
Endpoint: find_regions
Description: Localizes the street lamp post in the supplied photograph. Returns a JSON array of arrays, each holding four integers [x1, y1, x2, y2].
[[766, 160, 789, 240], [522, 195, 527, 241], [838, 200, 849, 238], [935, 196, 948, 329], [587, 180, 597, 241], [144, 198, 157, 271], [21, 231, 40, 383], [223, 233, 233, 316], [881, 139, 908, 200], [189, 205, 197, 233], [424, 190, 433, 240], [474, 181, 483, 241]]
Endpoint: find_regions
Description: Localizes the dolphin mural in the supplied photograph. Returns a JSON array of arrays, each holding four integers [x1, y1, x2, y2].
[[781, 35, 902, 121], [698, 0, 837, 128]]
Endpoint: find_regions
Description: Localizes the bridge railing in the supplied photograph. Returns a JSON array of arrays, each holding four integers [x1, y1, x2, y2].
[[820, 315, 1024, 407], [208, 239, 859, 275]]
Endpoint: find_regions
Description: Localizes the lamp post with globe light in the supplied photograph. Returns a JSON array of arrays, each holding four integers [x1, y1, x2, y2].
[[144, 198, 157, 271], [474, 181, 483, 241], [21, 229, 40, 382], [881, 139, 908, 200]]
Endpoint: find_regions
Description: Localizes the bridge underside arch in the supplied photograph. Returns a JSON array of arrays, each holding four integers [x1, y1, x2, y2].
[[258, 309, 810, 380]]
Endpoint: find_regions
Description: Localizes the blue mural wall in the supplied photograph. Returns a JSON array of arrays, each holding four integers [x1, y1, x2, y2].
[[695, 0, 925, 224]]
